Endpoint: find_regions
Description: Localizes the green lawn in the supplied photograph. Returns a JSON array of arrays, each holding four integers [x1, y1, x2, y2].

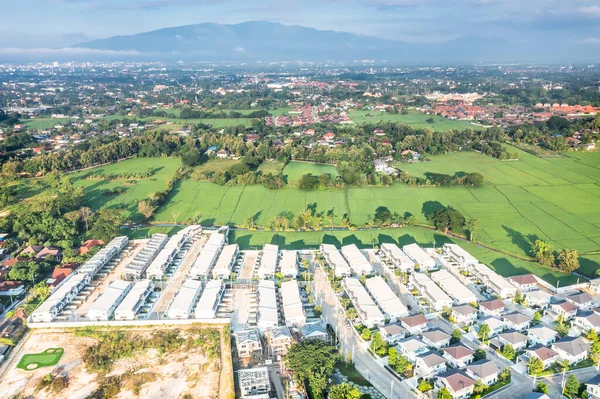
[[347, 110, 478, 132], [17, 348, 64, 370], [283, 161, 339, 183], [336, 362, 372, 387], [101, 115, 253, 128], [190, 159, 240, 177], [23, 118, 71, 130], [257, 160, 286, 175]]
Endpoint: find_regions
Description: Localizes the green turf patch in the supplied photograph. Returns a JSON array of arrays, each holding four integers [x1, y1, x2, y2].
[[282, 161, 339, 183], [17, 348, 64, 371]]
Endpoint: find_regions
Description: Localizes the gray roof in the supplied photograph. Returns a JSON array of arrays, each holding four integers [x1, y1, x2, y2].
[[422, 328, 451, 344], [498, 329, 528, 345], [380, 323, 406, 336], [552, 336, 591, 356], [452, 304, 477, 316], [503, 311, 531, 325], [417, 351, 447, 368], [576, 311, 600, 327], [526, 344, 559, 361], [566, 291, 594, 305], [466, 359, 499, 379]]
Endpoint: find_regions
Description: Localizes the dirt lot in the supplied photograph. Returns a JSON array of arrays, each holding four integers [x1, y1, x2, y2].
[[0, 326, 229, 399]]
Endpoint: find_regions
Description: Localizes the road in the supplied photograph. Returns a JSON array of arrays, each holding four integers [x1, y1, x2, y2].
[[541, 366, 599, 399], [311, 262, 416, 399]]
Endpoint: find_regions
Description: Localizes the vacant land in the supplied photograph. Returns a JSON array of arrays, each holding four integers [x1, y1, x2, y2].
[[71, 157, 182, 221], [23, 118, 71, 130], [257, 160, 286, 175], [283, 161, 339, 182], [190, 159, 241, 178], [347, 110, 478, 132], [1, 327, 227, 399]]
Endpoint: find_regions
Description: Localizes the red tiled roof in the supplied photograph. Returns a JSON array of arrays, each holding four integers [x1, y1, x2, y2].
[[0, 281, 23, 291], [509, 274, 538, 285], [400, 314, 428, 327], [480, 299, 505, 311], [443, 343, 475, 359]]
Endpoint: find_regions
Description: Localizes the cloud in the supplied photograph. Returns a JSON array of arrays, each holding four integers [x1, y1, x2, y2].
[[579, 5, 600, 17], [232, 46, 245, 52], [0, 47, 140, 55], [579, 37, 600, 44]]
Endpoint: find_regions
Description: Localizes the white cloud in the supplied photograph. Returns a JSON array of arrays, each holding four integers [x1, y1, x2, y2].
[[579, 5, 600, 17], [232, 46, 245, 52], [0, 47, 140, 55], [580, 37, 600, 44]]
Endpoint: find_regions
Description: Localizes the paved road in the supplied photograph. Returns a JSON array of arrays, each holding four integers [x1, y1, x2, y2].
[[541, 366, 600, 399], [268, 363, 286, 399], [311, 262, 416, 399]]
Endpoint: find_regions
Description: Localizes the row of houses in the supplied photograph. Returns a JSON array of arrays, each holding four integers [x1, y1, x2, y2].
[[188, 233, 227, 279], [146, 225, 202, 280], [124, 234, 169, 279], [166, 279, 225, 320]]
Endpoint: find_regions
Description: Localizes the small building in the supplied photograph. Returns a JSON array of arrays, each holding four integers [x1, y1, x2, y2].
[[216, 149, 230, 158], [479, 299, 505, 318], [435, 369, 475, 399], [421, 328, 451, 349], [87, 280, 132, 321], [279, 250, 298, 277], [258, 244, 279, 280], [265, 326, 293, 359], [525, 344, 560, 370], [549, 300, 578, 321], [320, 244, 352, 277], [194, 280, 224, 319], [502, 311, 531, 332], [412, 272, 453, 312], [586, 375, 600, 399], [552, 336, 591, 365], [465, 359, 500, 386], [589, 279, 600, 295], [238, 367, 270, 398], [379, 323, 407, 345], [478, 316, 505, 337], [0, 281, 25, 297], [301, 321, 328, 342], [257, 280, 279, 331], [442, 343, 475, 368], [566, 291, 595, 310], [508, 274, 538, 291], [415, 351, 447, 378], [343, 278, 384, 328], [396, 336, 429, 362], [574, 311, 600, 333], [234, 329, 263, 358], [280, 280, 306, 326], [527, 325, 558, 347], [400, 314, 429, 335], [341, 244, 372, 275], [79, 239, 104, 255], [167, 279, 203, 319], [380, 243, 413, 271], [430, 269, 477, 305], [451, 304, 478, 327], [365, 276, 409, 319], [523, 289, 552, 309], [497, 329, 528, 351], [402, 244, 436, 271], [114, 279, 155, 321], [442, 244, 478, 269]]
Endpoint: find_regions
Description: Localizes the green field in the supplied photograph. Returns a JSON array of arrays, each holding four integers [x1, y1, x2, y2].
[[101, 115, 253, 128], [282, 161, 339, 182], [190, 159, 240, 177], [347, 110, 478, 132], [71, 157, 182, 221], [257, 160, 286, 175], [23, 118, 71, 130], [17, 348, 64, 370]]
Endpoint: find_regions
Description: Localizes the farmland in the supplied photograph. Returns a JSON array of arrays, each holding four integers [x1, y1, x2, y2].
[[23, 118, 71, 130], [101, 115, 254, 128], [347, 110, 479, 132], [282, 160, 339, 183]]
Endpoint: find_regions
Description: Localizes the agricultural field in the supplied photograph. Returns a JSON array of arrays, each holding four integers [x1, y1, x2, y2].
[[347, 110, 478, 132], [257, 159, 286, 175], [70, 157, 182, 222], [1, 327, 229, 399], [23, 118, 71, 130], [282, 161, 339, 183], [190, 159, 240, 177], [101, 115, 254, 128]]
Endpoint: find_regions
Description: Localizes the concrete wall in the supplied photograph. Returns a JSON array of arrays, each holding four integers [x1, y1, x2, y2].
[[28, 318, 230, 329]]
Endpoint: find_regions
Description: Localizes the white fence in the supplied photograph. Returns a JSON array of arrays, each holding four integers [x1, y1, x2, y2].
[[28, 318, 230, 329]]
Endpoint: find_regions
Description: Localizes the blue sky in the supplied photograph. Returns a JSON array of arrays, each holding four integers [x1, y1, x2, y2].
[[2, 0, 600, 48]]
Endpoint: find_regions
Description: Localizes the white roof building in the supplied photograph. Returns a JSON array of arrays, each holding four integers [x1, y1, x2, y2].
[[257, 280, 279, 330], [238, 367, 271, 398], [341, 244, 373, 275], [442, 244, 479, 268], [124, 233, 169, 279], [380, 243, 413, 271], [431, 270, 477, 305], [365, 276, 409, 319], [146, 225, 201, 279], [167, 279, 203, 319], [469, 264, 516, 299], [279, 250, 298, 277], [32, 273, 91, 322], [114, 279, 155, 321], [412, 272, 453, 311], [320, 244, 352, 277], [211, 244, 239, 279], [76, 236, 129, 277], [258, 244, 279, 279], [343, 278, 385, 328], [87, 280, 132, 321], [189, 233, 225, 279], [195, 279, 224, 319], [281, 280, 306, 326], [402, 243, 436, 270]]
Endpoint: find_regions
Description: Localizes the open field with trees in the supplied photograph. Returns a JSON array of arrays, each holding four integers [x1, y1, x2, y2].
[[347, 110, 478, 132], [282, 161, 339, 183]]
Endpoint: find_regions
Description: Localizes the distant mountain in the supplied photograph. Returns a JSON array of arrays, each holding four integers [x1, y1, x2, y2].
[[71, 21, 599, 63]]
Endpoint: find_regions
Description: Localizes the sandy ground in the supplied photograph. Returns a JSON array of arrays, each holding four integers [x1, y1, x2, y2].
[[0, 327, 224, 399]]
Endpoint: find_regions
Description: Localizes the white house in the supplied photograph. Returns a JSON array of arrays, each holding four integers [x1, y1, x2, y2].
[[527, 326, 558, 346], [574, 311, 600, 333], [566, 291, 595, 310], [451, 304, 478, 327], [400, 314, 430, 335], [502, 311, 532, 332], [412, 272, 453, 312], [320, 244, 352, 277], [280, 280, 306, 326], [523, 289, 552, 309], [479, 299, 506, 318], [167, 279, 203, 319], [525, 344, 560, 370], [379, 323, 407, 345], [435, 369, 475, 399], [402, 243, 436, 271], [341, 244, 373, 275], [465, 359, 500, 386], [508, 274, 539, 291], [442, 343, 475, 367], [421, 329, 452, 349], [442, 244, 478, 268], [87, 280, 132, 321], [365, 276, 409, 319], [430, 269, 477, 305], [415, 352, 448, 378], [343, 278, 384, 328], [552, 337, 591, 365], [498, 329, 528, 351], [396, 336, 429, 362], [380, 243, 413, 271]]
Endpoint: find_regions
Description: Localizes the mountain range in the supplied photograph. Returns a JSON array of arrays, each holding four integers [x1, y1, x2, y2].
[[71, 21, 598, 64]]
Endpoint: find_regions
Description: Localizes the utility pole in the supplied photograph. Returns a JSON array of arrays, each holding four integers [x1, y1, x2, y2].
[[390, 379, 394, 399]]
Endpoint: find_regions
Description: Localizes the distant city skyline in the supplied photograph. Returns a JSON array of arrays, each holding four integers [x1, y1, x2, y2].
[[2, 0, 600, 51]]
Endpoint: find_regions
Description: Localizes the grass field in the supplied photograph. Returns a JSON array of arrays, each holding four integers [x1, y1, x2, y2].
[[257, 160, 286, 175], [282, 161, 339, 182], [23, 118, 71, 130], [102, 115, 254, 128], [71, 157, 182, 222], [16, 348, 64, 370], [190, 159, 240, 177], [347, 110, 478, 132]]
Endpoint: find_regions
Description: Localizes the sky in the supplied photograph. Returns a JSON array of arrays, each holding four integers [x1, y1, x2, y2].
[[2, 0, 600, 49]]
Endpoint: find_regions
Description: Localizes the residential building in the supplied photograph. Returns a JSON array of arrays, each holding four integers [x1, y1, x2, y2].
[[589, 279, 600, 295], [379, 323, 407, 345], [31, 273, 91, 322], [412, 272, 453, 312], [258, 244, 279, 280], [508, 274, 539, 291], [280, 280, 306, 326], [194, 280, 224, 319], [301, 321, 328, 341], [523, 289, 552, 309], [566, 291, 595, 310], [550, 301, 579, 321], [442, 244, 478, 269], [167, 279, 203, 319], [442, 343, 475, 367], [479, 299, 505, 318], [465, 359, 500, 386], [257, 280, 279, 331], [238, 367, 270, 398], [430, 270, 477, 305], [380, 243, 413, 271], [527, 326, 558, 346], [574, 311, 600, 333], [234, 329, 263, 358], [365, 276, 409, 319], [279, 250, 298, 277], [341, 244, 372, 275], [396, 336, 429, 362], [87, 280, 132, 321], [265, 326, 293, 358], [469, 264, 517, 299], [502, 311, 532, 332], [400, 314, 429, 335], [478, 316, 505, 337], [498, 329, 528, 351], [451, 304, 478, 327], [415, 351, 448, 378], [211, 244, 239, 280], [402, 244, 436, 271], [421, 328, 451, 349], [586, 375, 600, 399], [343, 278, 384, 328], [114, 279, 155, 321], [189, 233, 226, 279], [435, 369, 476, 399], [0, 281, 25, 296], [124, 233, 168, 279], [320, 244, 352, 277], [525, 344, 560, 369], [552, 337, 591, 365]]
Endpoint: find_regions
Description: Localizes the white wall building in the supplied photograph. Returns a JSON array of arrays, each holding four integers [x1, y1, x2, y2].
[[343, 278, 385, 328], [238, 367, 271, 398], [114, 279, 155, 321], [211, 244, 239, 279], [167, 279, 203, 319], [380, 243, 413, 271], [469, 264, 516, 299], [442, 244, 478, 268], [189, 233, 226, 279], [279, 250, 298, 277], [280, 280, 306, 326], [146, 225, 201, 279], [195, 279, 224, 319], [87, 280, 132, 321], [257, 280, 279, 330], [430, 270, 477, 305], [320, 244, 352, 277], [341, 244, 373, 275], [402, 243, 436, 270], [31, 273, 92, 322], [365, 276, 409, 319], [258, 244, 279, 279], [412, 272, 453, 312]]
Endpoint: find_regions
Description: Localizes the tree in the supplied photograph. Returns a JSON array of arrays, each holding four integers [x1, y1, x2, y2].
[[285, 340, 337, 396], [563, 374, 580, 399], [532, 240, 555, 267], [329, 383, 362, 399], [242, 216, 256, 230], [557, 249, 580, 273], [417, 379, 432, 392], [437, 386, 453, 399], [88, 210, 124, 243], [587, 329, 599, 343], [502, 343, 516, 361], [499, 367, 511, 382], [465, 218, 480, 242], [346, 308, 357, 321], [429, 208, 465, 234], [138, 200, 156, 220], [451, 329, 462, 344], [478, 323, 490, 343], [79, 207, 92, 231], [370, 332, 386, 355], [590, 340, 600, 364], [361, 328, 372, 341], [514, 290, 523, 304], [30, 281, 50, 301], [533, 311, 543, 322], [474, 349, 487, 361], [527, 356, 544, 375], [473, 379, 488, 395], [534, 381, 549, 394]]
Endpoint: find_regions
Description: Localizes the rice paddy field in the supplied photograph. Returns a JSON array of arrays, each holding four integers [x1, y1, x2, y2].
[[282, 161, 339, 182], [347, 110, 478, 132]]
